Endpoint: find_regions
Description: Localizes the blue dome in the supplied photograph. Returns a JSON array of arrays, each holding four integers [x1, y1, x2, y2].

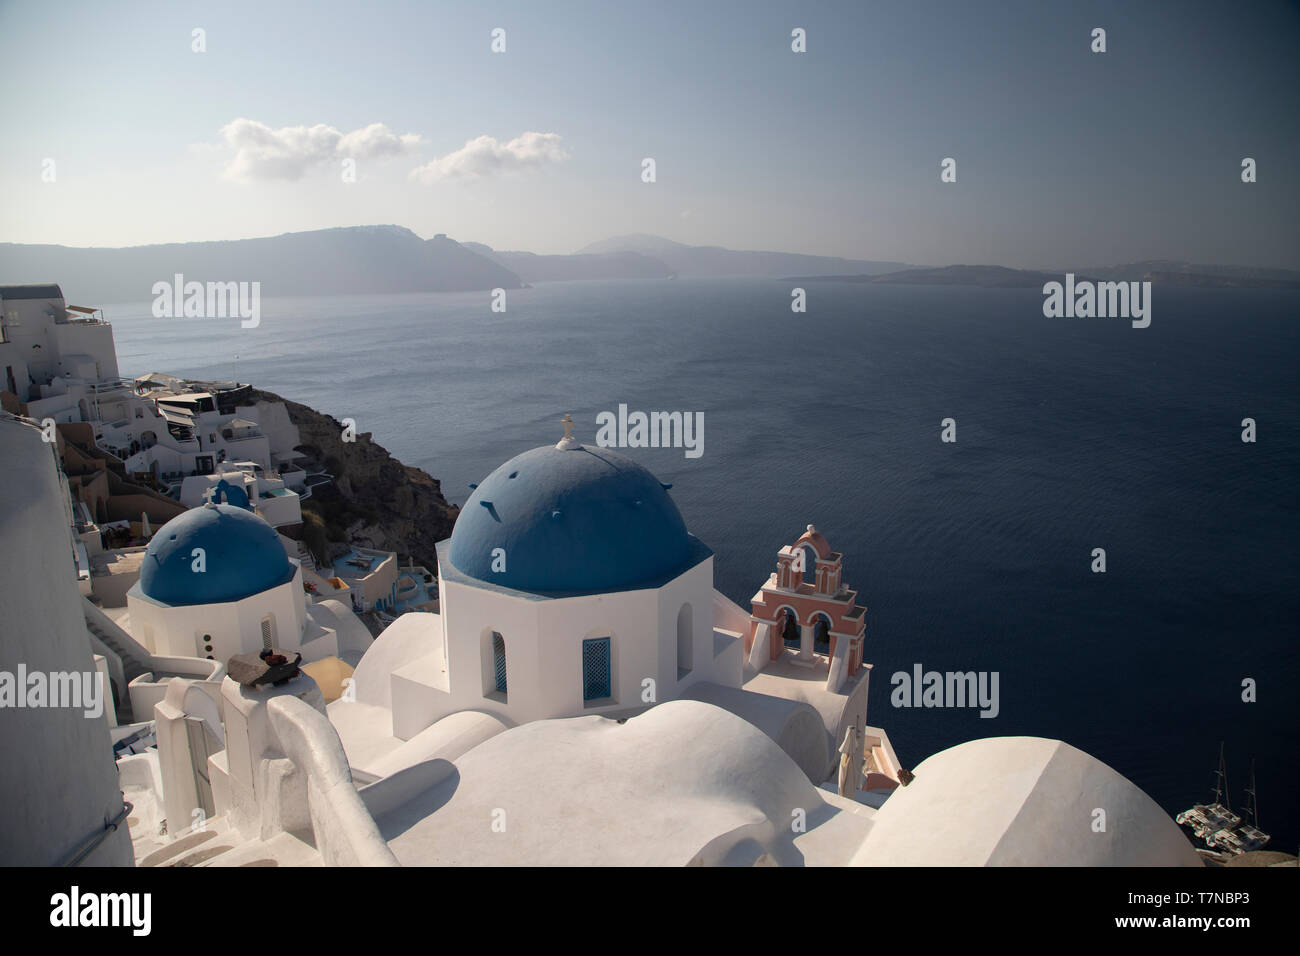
[[139, 503, 294, 606], [448, 444, 694, 594], [208, 478, 251, 510]]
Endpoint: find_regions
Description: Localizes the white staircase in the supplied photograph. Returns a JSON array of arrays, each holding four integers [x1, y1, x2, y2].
[[83, 598, 153, 683], [133, 814, 322, 867], [83, 597, 156, 720], [295, 541, 317, 573]]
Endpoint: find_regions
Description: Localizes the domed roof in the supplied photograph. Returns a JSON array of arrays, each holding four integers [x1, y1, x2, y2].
[[851, 737, 1203, 867], [383, 701, 822, 866], [448, 443, 695, 594], [139, 503, 294, 606]]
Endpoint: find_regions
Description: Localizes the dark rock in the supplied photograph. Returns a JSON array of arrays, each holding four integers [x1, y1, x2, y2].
[[247, 388, 459, 570]]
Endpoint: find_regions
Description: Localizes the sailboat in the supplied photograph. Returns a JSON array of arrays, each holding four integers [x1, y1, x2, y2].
[[1176, 742, 1241, 841], [1209, 759, 1271, 854], [1177, 744, 1271, 856]]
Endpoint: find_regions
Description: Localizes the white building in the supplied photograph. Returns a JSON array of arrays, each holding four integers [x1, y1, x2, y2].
[[0, 284, 120, 414], [179, 467, 303, 529], [328, 429, 760, 773], [124, 501, 369, 666], [122, 388, 274, 486], [0, 405, 1209, 868], [0, 413, 133, 865], [0, 285, 306, 513]]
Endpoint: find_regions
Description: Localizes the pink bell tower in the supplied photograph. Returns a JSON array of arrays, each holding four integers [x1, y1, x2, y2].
[[748, 525, 867, 673]]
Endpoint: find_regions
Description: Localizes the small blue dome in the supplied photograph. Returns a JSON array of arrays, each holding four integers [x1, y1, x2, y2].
[[140, 503, 294, 606], [208, 478, 251, 510], [448, 444, 693, 594]]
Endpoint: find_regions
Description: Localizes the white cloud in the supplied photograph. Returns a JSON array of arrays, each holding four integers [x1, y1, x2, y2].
[[218, 118, 422, 182], [338, 123, 423, 160], [410, 131, 569, 183]]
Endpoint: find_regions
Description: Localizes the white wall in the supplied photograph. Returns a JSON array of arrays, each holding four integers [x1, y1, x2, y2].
[[241, 401, 301, 460], [0, 416, 133, 865], [383, 553, 734, 740], [0, 295, 120, 399], [53, 322, 119, 382], [0, 295, 63, 385], [0, 352, 30, 401], [255, 489, 302, 527], [126, 564, 323, 664]]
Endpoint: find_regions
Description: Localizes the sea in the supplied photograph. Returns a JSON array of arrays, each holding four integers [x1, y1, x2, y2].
[[103, 278, 1299, 852]]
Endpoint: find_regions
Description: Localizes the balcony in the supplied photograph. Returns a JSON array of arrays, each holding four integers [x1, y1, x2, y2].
[[63, 305, 108, 325]]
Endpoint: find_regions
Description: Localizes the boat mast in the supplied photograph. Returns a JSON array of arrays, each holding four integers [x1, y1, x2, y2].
[[1243, 759, 1260, 827], [1213, 741, 1231, 812]]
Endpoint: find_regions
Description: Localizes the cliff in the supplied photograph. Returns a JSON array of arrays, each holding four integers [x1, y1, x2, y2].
[[463, 242, 675, 281], [579, 234, 911, 277], [247, 388, 458, 570], [1142, 271, 1300, 289], [0, 225, 523, 303], [788, 265, 1061, 287]]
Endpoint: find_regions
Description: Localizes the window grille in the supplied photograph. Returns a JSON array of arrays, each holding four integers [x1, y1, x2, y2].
[[492, 632, 507, 694], [582, 637, 611, 701]]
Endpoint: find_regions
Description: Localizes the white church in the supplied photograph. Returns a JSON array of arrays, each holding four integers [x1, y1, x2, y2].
[[1, 411, 1206, 868], [125, 480, 369, 668]]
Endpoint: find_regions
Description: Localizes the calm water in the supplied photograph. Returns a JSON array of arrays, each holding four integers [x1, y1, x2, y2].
[[105, 279, 1300, 850]]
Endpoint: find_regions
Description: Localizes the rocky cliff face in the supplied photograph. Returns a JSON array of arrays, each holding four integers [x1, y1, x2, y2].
[[248, 388, 458, 569]]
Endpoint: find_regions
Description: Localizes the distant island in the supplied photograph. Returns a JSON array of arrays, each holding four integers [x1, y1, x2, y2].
[[462, 242, 675, 282], [0, 226, 522, 302], [788, 262, 1300, 289], [1142, 271, 1300, 289], [3, 226, 1297, 302], [572, 233, 911, 279], [787, 265, 1061, 288]]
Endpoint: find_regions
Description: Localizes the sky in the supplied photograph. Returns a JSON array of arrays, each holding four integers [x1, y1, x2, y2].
[[1, 0, 1297, 269]]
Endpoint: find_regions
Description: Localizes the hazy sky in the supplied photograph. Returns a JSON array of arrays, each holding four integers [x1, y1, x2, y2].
[[2, 0, 1297, 269]]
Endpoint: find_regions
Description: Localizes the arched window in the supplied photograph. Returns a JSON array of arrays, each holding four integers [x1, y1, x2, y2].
[[799, 546, 817, 586], [481, 629, 507, 701], [812, 613, 832, 653], [676, 603, 693, 679], [780, 608, 800, 648]]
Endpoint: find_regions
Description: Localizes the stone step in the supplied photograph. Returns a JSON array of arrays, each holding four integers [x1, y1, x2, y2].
[[137, 817, 233, 867], [139, 816, 322, 867], [192, 831, 322, 867]]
